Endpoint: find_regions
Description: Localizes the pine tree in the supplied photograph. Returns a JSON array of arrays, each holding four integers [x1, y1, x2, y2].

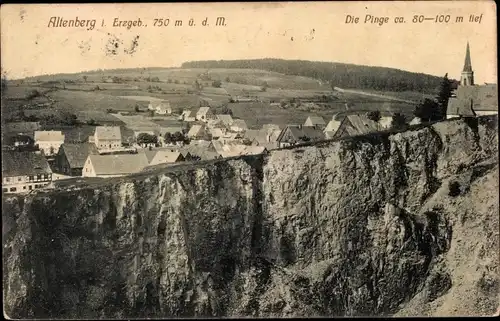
[[437, 73, 453, 120]]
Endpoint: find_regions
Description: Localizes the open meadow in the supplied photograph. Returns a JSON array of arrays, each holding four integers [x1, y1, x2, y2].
[[3, 67, 420, 128]]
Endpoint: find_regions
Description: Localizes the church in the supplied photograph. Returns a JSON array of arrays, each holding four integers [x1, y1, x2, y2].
[[446, 42, 498, 118]]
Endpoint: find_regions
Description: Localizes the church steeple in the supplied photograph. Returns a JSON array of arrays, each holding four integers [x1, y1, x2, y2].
[[461, 42, 474, 86]]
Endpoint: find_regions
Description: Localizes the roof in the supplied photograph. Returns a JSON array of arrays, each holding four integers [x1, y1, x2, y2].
[[209, 128, 224, 138], [463, 42, 473, 73], [304, 116, 326, 126], [88, 153, 149, 175], [344, 114, 380, 136], [409, 117, 422, 125], [379, 116, 393, 129], [2, 151, 52, 177], [150, 151, 183, 165], [187, 124, 206, 137], [95, 126, 122, 141], [34, 130, 65, 142], [181, 145, 219, 160], [216, 114, 234, 126], [324, 119, 342, 133], [60, 143, 99, 169], [217, 144, 267, 158], [277, 125, 325, 143], [231, 119, 248, 130], [207, 119, 226, 129], [447, 84, 498, 115], [245, 129, 269, 145], [196, 107, 211, 117]]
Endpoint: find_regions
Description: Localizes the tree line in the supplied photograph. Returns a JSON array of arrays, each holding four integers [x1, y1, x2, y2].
[[182, 59, 453, 93]]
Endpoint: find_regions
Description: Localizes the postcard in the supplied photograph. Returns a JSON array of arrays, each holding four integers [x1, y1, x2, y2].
[[1, 1, 498, 319]]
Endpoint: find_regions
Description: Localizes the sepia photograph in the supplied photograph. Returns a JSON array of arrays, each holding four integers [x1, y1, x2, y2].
[[1, 1, 498, 319]]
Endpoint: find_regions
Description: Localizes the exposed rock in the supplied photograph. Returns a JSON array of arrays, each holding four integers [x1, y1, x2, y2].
[[3, 116, 498, 318]]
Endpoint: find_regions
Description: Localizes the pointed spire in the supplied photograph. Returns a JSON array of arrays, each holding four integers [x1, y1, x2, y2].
[[463, 42, 473, 72]]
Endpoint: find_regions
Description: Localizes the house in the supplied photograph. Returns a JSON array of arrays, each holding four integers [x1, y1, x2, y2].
[[149, 100, 172, 115], [216, 114, 234, 127], [447, 42, 498, 118], [187, 124, 209, 140], [304, 115, 326, 129], [180, 110, 196, 122], [196, 107, 216, 122], [378, 116, 393, 130], [149, 151, 185, 166], [324, 116, 343, 139], [2, 151, 53, 193], [34, 130, 65, 156], [409, 117, 422, 125], [276, 125, 325, 148], [94, 126, 122, 150], [82, 153, 149, 178], [55, 143, 99, 176], [208, 127, 225, 140], [331, 114, 380, 139], [180, 145, 220, 160], [230, 119, 248, 132], [215, 144, 268, 158]]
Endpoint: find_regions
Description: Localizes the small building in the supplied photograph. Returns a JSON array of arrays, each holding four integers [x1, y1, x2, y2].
[[55, 143, 99, 176], [149, 150, 185, 166], [34, 130, 65, 156], [331, 114, 379, 139], [230, 119, 248, 132], [378, 116, 393, 130], [2, 151, 53, 193], [94, 126, 122, 150], [179, 110, 196, 122], [208, 127, 225, 140], [276, 125, 325, 148], [82, 153, 149, 178], [196, 107, 216, 122], [216, 114, 234, 127], [149, 100, 172, 115], [304, 115, 326, 129], [324, 116, 343, 139], [187, 124, 209, 140]]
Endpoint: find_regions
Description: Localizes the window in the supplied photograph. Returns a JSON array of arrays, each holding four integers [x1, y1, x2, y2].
[[37, 174, 41, 180], [29, 185, 32, 190], [2, 188, 7, 192], [5, 177, 10, 182], [43, 174, 48, 180], [29, 176, 34, 181], [18, 177, 22, 182], [23, 186, 26, 190], [34, 185, 39, 188], [9, 187, 16, 192]]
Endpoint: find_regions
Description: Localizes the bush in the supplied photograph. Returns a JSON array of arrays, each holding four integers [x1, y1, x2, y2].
[[448, 181, 461, 197], [212, 80, 222, 88]]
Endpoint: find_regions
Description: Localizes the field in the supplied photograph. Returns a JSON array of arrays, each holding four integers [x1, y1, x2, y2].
[[3, 67, 422, 128]]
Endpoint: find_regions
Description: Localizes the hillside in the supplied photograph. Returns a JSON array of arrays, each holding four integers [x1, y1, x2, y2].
[[182, 59, 452, 93], [3, 116, 498, 318]]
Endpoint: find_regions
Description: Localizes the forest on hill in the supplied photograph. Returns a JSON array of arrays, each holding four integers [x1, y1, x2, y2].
[[182, 59, 452, 93]]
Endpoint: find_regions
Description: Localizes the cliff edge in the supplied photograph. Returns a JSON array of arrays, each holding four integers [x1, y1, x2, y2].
[[3, 116, 499, 318]]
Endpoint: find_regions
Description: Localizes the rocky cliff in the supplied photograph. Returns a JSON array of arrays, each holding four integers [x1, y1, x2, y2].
[[3, 116, 499, 318]]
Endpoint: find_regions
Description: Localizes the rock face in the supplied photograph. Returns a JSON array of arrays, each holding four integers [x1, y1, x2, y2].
[[3, 116, 499, 318]]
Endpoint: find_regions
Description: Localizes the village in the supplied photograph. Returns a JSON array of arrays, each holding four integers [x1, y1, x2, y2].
[[2, 43, 497, 194]]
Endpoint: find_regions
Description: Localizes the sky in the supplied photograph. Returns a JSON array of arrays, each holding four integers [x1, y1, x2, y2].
[[1, 1, 497, 83]]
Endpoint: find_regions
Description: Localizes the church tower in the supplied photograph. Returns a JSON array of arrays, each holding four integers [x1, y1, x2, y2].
[[461, 42, 474, 86]]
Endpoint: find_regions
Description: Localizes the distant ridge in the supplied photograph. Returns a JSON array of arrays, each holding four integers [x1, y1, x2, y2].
[[182, 58, 448, 93]]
